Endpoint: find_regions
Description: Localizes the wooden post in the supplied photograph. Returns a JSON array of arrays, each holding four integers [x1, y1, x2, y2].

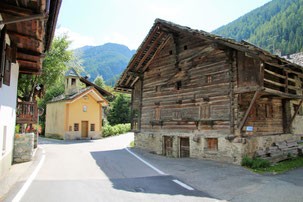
[[286, 100, 303, 132], [238, 90, 261, 133], [138, 78, 144, 131]]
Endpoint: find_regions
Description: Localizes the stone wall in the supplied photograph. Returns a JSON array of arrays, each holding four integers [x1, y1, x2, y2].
[[64, 131, 102, 140], [13, 133, 34, 163], [134, 132, 302, 165]]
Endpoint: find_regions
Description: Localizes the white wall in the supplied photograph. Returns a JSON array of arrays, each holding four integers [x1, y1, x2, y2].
[[0, 18, 19, 176]]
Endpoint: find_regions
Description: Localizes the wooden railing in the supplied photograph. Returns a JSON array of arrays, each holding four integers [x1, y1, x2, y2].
[[16, 101, 38, 124]]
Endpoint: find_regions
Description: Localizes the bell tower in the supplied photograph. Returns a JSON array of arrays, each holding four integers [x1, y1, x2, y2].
[[65, 68, 80, 95]]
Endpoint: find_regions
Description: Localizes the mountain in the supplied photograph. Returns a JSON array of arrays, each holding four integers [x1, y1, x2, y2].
[[75, 43, 136, 86], [212, 0, 303, 55]]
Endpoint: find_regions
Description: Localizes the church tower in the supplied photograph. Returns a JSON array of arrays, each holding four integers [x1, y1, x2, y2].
[[65, 68, 80, 95]]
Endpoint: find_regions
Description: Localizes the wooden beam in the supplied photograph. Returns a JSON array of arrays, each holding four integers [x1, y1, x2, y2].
[[238, 90, 261, 132], [142, 35, 172, 72], [119, 25, 159, 86], [0, 13, 47, 25], [134, 32, 165, 72], [127, 71, 142, 77], [130, 76, 140, 87], [124, 75, 133, 86], [263, 88, 303, 99], [17, 58, 38, 64], [264, 68, 286, 79], [0, 2, 33, 16], [7, 30, 42, 42], [286, 100, 303, 132], [264, 78, 286, 87], [17, 48, 43, 57], [266, 62, 303, 78]]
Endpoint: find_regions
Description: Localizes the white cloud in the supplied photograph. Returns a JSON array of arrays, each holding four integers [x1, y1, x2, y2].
[[55, 27, 97, 49]]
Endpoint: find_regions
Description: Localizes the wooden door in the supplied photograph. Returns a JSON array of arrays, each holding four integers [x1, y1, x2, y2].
[[163, 136, 172, 156], [180, 137, 189, 158], [81, 121, 88, 138]]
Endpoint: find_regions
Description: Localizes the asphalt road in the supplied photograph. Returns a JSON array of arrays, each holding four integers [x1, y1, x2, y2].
[[3, 133, 220, 202]]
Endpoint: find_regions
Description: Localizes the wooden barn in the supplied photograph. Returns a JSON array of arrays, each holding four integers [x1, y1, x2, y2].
[[115, 19, 303, 164]]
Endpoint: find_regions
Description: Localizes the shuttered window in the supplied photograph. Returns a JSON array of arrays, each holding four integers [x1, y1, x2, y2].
[[90, 124, 95, 131], [3, 45, 11, 86], [0, 26, 6, 88], [206, 138, 218, 151], [74, 123, 79, 131]]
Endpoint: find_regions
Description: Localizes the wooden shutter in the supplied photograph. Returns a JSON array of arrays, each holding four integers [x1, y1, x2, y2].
[[3, 45, 11, 86], [0, 26, 6, 88]]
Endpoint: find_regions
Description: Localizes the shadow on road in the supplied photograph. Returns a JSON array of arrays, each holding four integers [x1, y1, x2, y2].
[[90, 149, 215, 199]]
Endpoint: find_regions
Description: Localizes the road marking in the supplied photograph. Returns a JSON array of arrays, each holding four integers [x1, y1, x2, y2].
[[125, 147, 166, 175], [12, 148, 46, 202], [172, 179, 195, 191]]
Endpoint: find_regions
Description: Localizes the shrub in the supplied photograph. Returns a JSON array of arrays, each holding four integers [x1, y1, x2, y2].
[[102, 123, 131, 137], [241, 155, 270, 169]]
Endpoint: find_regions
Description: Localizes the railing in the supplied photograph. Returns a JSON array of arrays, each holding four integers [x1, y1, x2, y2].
[[16, 101, 38, 124]]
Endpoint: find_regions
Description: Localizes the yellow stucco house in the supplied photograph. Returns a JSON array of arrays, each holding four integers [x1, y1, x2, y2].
[[45, 68, 111, 140]]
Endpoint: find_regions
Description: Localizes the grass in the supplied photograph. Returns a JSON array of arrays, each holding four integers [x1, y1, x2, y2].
[[129, 141, 135, 147], [243, 155, 303, 174]]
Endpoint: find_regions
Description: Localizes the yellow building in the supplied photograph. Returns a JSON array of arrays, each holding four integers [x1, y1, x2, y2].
[[45, 68, 111, 140]]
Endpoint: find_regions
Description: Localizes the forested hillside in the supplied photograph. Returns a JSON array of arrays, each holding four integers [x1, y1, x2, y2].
[[213, 0, 303, 55], [75, 43, 135, 85]]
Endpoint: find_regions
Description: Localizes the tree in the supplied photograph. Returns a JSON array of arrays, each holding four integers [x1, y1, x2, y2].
[[107, 93, 131, 125], [18, 34, 74, 101], [94, 75, 105, 89]]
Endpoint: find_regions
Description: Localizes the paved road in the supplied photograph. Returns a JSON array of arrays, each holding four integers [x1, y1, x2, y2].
[[3, 133, 219, 202]]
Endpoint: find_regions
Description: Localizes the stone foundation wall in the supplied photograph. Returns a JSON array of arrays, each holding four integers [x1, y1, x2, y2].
[[64, 131, 102, 140], [134, 132, 302, 165], [13, 133, 34, 163]]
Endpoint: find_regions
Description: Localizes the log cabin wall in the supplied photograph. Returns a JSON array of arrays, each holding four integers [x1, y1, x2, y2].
[[141, 33, 231, 134]]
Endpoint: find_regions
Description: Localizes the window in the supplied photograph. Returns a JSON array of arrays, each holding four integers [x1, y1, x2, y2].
[[265, 104, 273, 118], [294, 104, 303, 116], [2, 126, 7, 154], [206, 138, 218, 151], [184, 45, 188, 50], [176, 81, 182, 90], [90, 124, 95, 131], [71, 78, 76, 86], [3, 46, 11, 86], [169, 50, 173, 55], [74, 123, 79, 131], [207, 75, 212, 84], [155, 107, 161, 120], [83, 105, 87, 112], [0, 26, 7, 88]]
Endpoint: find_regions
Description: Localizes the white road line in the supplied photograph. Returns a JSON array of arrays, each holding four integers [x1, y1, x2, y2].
[[12, 148, 46, 202], [172, 179, 195, 191], [125, 147, 166, 175]]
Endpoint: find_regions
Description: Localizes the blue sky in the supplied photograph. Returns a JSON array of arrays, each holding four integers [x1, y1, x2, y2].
[[55, 0, 272, 50]]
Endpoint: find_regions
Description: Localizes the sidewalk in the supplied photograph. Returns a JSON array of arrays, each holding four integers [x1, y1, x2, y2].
[[0, 147, 42, 201], [129, 147, 303, 202]]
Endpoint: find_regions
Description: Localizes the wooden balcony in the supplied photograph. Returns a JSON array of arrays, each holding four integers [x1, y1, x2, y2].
[[16, 101, 38, 124]]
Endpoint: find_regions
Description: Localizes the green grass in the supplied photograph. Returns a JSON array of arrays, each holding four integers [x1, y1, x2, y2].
[[243, 156, 303, 174], [129, 141, 135, 147]]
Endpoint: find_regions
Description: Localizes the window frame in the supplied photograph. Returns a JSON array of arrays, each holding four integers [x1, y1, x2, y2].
[[74, 123, 79, 131]]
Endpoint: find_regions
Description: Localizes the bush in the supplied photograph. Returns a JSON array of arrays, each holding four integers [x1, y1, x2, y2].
[[102, 123, 131, 137], [241, 155, 270, 169]]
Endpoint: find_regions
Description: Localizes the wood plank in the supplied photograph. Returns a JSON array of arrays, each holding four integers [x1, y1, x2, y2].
[[238, 90, 260, 132], [263, 88, 303, 99], [287, 100, 303, 132], [0, 2, 33, 16], [264, 78, 286, 87], [7, 30, 42, 42], [264, 68, 286, 79]]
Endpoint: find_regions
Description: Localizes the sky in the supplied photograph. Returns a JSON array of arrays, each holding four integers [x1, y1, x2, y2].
[[55, 0, 272, 50]]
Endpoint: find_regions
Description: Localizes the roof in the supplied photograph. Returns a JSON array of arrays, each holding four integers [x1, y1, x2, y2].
[[0, 0, 62, 75], [115, 18, 303, 92], [65, 67, 80, 77], [48, 86, 108, 105], [80, 76, 113, 97], [283, 52, 303, 67]]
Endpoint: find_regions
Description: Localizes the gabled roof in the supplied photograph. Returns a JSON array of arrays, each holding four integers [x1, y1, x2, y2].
[[0, 0, 62, 75], [80, 77, 112, 97], [48, 86, 109, 105], [115, 19, 303, 92], [65, 67, 80, 77]]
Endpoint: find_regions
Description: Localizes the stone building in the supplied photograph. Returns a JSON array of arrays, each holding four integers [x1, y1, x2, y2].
[[45, 68, 111, 140], [115, 19, 303, 164]]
